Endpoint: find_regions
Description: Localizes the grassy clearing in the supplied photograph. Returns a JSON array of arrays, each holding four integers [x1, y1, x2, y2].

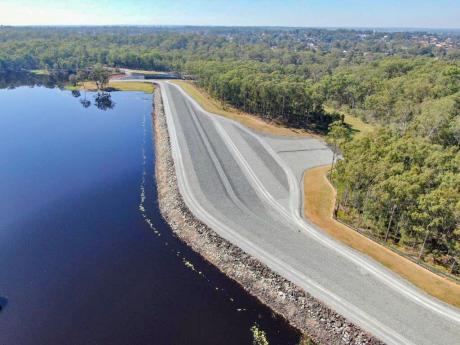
[[324, 105, 375, 138], [343, 114, 374, 138], [65, 81, 98, 91], [109, 81, 154, 93], [30, 69, 50, 76], [65, 81, 154, 93], [171, 80, 312, 137], [303, 165, 460, 308]]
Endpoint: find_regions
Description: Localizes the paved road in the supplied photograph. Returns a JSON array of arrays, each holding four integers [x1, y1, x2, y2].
[[156, 81, 460, 345]]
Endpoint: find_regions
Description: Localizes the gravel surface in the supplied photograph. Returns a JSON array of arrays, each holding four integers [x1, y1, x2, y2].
[[154, 82, 460, 345], [153, 88, 383, 345]]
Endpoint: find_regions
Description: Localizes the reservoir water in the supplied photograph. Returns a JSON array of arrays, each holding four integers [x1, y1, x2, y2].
[[0, 86, 300, 344]]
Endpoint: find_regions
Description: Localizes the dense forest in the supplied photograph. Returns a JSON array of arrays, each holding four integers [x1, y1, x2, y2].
[[0, 26, 459, 275], [333, 131, 459, 273], [321, 58, 460, 146]]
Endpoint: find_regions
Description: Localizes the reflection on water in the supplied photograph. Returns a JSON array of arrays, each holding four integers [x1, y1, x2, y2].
[[0, 72, 116, 110], [0, 85, 301, 345], [71, 90, 81, 98], [94, 92, 115, 110], [0, 296, 7, 311], [0, 71, 67, 89]]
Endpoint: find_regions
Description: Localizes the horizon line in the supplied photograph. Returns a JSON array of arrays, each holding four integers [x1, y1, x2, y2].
[[1, 24, 460, 31]]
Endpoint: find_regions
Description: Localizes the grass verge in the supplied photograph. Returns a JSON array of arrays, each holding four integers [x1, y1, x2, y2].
[[171, 80, 311, 137], [304, 165, 460, 308]]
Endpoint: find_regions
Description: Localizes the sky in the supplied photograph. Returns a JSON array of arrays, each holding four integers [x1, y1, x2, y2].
[[0, 0, 459, 28]]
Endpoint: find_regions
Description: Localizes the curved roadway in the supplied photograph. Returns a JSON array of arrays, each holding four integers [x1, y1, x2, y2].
[[156, 81, 460, 345]]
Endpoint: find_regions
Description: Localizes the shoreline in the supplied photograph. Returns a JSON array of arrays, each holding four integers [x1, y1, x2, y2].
[[152, 87, 384, 345]]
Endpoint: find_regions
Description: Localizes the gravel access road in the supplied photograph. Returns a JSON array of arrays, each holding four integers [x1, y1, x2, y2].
[[158, 80, 460, 345]]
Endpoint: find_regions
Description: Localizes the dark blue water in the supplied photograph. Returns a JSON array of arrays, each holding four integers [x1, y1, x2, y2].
[[0, 86, 300, 345]]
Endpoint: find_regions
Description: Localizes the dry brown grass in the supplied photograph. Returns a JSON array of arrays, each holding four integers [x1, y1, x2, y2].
[[171, 80, 312, 137], [304, 165, 460, 308]]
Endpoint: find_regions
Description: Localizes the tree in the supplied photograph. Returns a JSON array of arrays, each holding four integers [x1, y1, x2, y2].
[[327, 121, 351, 217], [91, 64, 109, 90], [327, 121, 351, 181], [68, 74, 77, 86]]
